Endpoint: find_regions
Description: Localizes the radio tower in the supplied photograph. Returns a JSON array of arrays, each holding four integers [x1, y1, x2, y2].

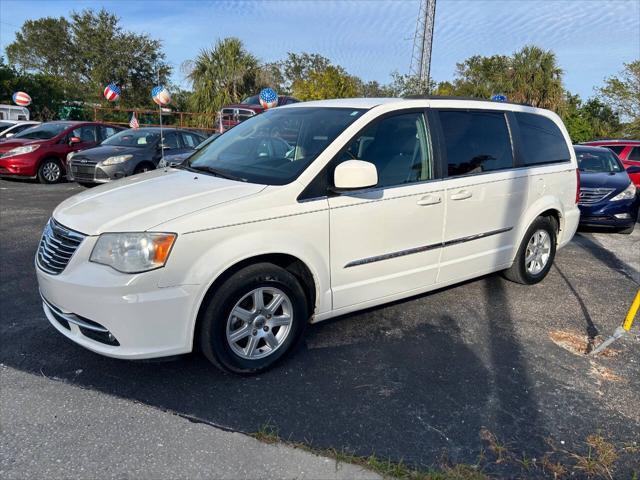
[[410, 0, 437, 83]]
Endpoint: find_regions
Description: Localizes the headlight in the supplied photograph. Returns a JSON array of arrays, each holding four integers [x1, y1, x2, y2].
[[90, 232, 176, 273], [1, 144, 40, 158], [610, 183, 637, 201], [102, 154, 133, 166]]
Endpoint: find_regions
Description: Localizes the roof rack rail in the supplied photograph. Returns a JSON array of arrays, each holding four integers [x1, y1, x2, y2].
[[403, 94, 533, 107]]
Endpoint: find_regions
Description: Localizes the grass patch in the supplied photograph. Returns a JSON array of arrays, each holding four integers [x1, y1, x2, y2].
[[251, 423, 634, 479]]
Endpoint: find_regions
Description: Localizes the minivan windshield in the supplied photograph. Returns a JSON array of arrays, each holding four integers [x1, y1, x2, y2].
[[576, 149, 624, 173], [187, 107, 365, 185], [14, 122, 70, 140], [102, 129, 160, 147]]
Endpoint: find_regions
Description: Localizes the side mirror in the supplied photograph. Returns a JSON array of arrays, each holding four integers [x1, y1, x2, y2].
[[626, 165, 640, 174], [69, 136, 81, 145], [333, 160, 378, 191]]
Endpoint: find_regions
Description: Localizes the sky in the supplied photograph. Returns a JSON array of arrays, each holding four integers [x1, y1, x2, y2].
[[1, 0, 638, 100]]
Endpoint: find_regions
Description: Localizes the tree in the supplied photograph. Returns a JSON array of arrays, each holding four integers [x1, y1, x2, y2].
[[385, 72, 433, 97], [184, 38, 260, 115], [282, 53, 331, 91], [598, 60, 640, 137], [6, 9, 170, 107], [0, 57, 66, 121], [292, 65, 359, 101], [447, 46, 564, 111]]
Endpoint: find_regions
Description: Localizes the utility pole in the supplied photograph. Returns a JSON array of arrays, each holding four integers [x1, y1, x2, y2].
[[409, 0, 437, 83]]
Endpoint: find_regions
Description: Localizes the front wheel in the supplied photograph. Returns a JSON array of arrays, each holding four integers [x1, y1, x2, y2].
[[503, 216, 557, 285], [37, 159, 63, 184], [199, 263, 308, 374]]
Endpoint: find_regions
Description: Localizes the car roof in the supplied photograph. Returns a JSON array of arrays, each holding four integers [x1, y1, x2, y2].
[[281, 96, 549, 115], [574, 145, 613, 153]]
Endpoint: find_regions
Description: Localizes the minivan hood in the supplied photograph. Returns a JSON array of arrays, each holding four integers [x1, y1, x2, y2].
[[579, 171, 630, 191], [53, 168, 266, 235]]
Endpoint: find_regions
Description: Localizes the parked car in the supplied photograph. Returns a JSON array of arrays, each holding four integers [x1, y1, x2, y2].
[[67, 127, 207, 186], [575, 145, 639, 233], [158, 132, 220, 165], [220, 94, 299, 131], [0, 120, 40, 140], [36, 97, 580, 374], [581, 140, 640, 187], [0, 121, 124, 183]]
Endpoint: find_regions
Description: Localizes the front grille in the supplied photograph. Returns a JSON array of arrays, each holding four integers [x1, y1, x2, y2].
[[579, 187, 615, 205], [69, 158, 99, 182], [220, 108, 255, 124], [37, 219, 86, 275]]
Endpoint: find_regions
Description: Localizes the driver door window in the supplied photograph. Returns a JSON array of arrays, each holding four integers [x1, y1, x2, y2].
[[162, 132, 180, 149], [338, 112, 432, 188]]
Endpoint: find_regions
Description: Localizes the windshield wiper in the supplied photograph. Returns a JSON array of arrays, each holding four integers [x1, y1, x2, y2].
[[188, 165, 247, 182]]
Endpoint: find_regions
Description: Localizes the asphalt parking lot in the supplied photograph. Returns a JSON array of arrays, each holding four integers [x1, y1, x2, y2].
[[1, 179, 639, 478]]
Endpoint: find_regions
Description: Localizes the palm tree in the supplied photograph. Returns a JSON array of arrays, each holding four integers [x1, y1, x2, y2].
[[509, 46, 564, 110], [184, 38, 260, 115]]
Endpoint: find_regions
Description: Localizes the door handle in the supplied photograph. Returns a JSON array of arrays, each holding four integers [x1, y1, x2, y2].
[[450, 190, 472, 200], [417, 194, 442, 206]]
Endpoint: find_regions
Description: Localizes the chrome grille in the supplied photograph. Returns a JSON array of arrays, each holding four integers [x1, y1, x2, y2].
[[37, 219, 86, 275], [69, 157, 99, 182], [579, 187, 615, 205]]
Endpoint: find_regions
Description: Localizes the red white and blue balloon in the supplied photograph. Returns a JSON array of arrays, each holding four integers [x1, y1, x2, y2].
[[259, 88, 278, 109], [151, 86, 171, 106], [103, 83, 121, 102], [12, 91, 32, 107]]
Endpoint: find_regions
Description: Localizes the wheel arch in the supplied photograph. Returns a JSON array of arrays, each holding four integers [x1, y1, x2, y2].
[[512, 197, 564, 263], [191, 252, 318, 351]]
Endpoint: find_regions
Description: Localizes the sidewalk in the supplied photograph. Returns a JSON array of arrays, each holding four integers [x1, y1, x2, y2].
[[0, 365, 380, 479]]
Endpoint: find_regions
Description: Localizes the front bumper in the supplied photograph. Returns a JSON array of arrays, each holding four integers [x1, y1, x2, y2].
[[0, 155, 38, 177], [35, 237, 200, 359], [68, 160, 132, 184], [578, 197, 639, 228]]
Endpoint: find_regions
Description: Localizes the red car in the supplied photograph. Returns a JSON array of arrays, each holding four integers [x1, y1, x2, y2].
[[0, 121, 124, 183], [582, 140, 640, 187], [219, 95, 299, 131]]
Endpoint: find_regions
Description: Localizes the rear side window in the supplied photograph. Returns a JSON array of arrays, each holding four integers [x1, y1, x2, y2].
[[439, 110, 514, 177], [604, 145, 625, 155], [515, 112, 570, 166], [629, 147, 640, 161]]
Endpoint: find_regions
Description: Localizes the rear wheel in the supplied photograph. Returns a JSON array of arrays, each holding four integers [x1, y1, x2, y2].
[[37, 159, 63, 184], [199, 263, 308, 374], [503, 216, 557, 285]]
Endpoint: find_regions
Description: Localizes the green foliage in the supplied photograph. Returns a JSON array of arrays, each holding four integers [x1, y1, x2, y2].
[[450, 45, 563, 110], [185, 37, 260, 115], [598, 60, 640, 137], [292, 65, 359, 101], [0, 57, 66, 121], [385, 71, 433, 97], [561, 93, 622, 142], [6, 8, 170, 108]]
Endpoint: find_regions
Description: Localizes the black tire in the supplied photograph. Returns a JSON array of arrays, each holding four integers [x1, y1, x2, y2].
[[503, 216, 557, 285], [37, 158, 63, 184], [199, 263, 308, 374], [133, 162, 155, 175]]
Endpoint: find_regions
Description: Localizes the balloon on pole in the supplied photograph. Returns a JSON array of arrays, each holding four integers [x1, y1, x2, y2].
[[151, 86, 171, 106], [103, 83, 121, 102], [12, 91, 32, 107], [259, 88, 279, 109]]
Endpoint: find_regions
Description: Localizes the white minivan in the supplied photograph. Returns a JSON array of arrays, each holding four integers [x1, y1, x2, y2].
[[36, 98, 580, 373]]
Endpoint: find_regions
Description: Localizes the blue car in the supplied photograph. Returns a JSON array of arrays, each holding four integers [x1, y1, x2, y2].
[[575, 145, 640, 234]]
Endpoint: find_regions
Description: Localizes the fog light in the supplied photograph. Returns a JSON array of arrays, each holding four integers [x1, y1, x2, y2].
[[614, 213, 631, 219]]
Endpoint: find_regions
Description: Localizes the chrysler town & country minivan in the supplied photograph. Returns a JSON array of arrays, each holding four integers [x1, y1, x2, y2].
[[36, 98, 580, 373]]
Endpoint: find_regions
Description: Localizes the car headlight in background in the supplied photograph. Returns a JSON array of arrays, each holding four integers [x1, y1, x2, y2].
[[90, 232, 177, 273], [102, 154, 133, 166], [610, 183, 636, 201], [0, 144, 40, 158]]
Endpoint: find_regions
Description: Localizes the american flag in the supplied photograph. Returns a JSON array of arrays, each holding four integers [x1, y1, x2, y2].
[[129, 112, 139, 129]]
